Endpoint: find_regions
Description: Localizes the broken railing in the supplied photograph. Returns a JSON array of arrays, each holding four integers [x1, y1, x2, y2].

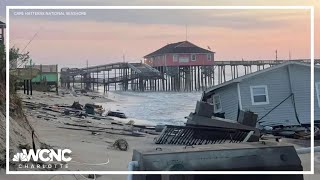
[[155, 125, 254, 145]]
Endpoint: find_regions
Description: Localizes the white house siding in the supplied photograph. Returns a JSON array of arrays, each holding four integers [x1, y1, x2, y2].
[[239, 66, 299, 127], [213, 83, 239, 121], [288, 64, 309, 124], [287, 64, 320, 123]]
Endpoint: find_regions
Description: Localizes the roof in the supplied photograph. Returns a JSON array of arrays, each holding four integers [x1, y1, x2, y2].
[[205, 61, 320, 94], [144, 41, 214, 58]]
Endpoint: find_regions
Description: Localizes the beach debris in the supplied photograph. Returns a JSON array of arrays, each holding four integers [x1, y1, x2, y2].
[[111, 121, 124, 126], [270, 126, 311, 139], [126, 120, 135, 125], [64, 110, 70, 115], [131, 130, 146, 137], [155, 125, 257, 145], [71, 101, 83, 110], [107, 111, 127, 119], [87, 114, 113, 120], [80, 89, 87, 94], [113, 139, 128, 151], [85, 104, 95, 115], [85, 103, 104, 115], [91, 132, 100, 136], [133, 124, 155, 130], [155, 124, 166, 132]]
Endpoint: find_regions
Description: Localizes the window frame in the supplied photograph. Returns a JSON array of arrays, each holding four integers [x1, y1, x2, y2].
[[191, 54, 197, 61], [173, 54, 178, 62], [316, 82, 320, 108], [213, 95, 222, 113], [207, 54, 212, 61], [250, 85, 270, 105]]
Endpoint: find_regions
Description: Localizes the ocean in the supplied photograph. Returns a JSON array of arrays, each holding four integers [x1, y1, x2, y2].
[[98, 90, 202, 125]]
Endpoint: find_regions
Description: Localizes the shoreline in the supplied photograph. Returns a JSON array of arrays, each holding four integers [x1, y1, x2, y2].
[[5, 88, 319, 177], [14, 89, 159, 172]]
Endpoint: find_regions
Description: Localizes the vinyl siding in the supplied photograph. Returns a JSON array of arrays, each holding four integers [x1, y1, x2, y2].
[[287, 64, 320, 122], [212, 83, 239, 121], [239, 66, 299, 127], [288, 64, 310, 124]]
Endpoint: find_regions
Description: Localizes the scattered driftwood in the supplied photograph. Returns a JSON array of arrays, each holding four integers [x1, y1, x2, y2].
[[111, 121, 124, 126], [133, 124, 155, 130], [58, 126, 139, 136], [141, 130, 160, 135], [42, 107, 63, 113], [71, 101, 83, 110], [60, 122, 149, 137], [87, 114, 113, 120], [63, 122, 130, 132], [267, 125, 311, 139], [107, 111, 127, 119]]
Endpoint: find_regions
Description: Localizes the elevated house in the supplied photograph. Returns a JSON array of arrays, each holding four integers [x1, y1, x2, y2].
[[203, 61, 320, 127], [144, 41, 215, 67]]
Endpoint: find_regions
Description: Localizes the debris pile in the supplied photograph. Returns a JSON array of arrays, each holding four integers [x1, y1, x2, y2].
[[22, 97, 161, 148], [262, 125, 312, 140], [23, 100, 113, 121]]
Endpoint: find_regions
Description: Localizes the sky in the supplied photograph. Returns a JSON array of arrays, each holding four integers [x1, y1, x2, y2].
[[0, 0, 319, 67]]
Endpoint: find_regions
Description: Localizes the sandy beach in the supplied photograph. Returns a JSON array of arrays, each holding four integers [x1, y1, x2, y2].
[[1, 89, 319, 180], [12, 89, 160, 171]]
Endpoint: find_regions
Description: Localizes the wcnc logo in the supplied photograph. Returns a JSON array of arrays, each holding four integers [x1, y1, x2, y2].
[[12, 149, 72, 169]]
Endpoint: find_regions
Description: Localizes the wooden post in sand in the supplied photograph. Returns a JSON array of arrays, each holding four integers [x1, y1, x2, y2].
[[107, 70, 110, 91], [103, 71, 106, 93], [24, 80, 26, 94], [96, 68, 99, 91], [114, 69, 117, 90]]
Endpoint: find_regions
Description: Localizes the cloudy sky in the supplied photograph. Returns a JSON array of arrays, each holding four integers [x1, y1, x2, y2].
[[0, 0, 319, 67]]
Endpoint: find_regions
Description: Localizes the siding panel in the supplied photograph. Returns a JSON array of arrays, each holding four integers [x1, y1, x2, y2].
[[213, 84, 239, 121], [239, 66, 299, 127]]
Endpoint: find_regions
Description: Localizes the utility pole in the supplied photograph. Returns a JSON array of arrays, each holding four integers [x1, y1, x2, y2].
[[275, 50, 278, 61]]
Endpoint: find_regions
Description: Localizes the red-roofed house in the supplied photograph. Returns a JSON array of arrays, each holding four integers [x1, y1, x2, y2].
[[144, 41, 215, 67]]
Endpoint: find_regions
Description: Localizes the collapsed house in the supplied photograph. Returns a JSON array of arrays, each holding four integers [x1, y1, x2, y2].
[[202, 61, 320, 128]]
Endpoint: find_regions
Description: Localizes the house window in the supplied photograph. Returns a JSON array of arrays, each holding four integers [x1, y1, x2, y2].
[[207, 54, 212, 61], [191, 54, 196, 61], [250, 85, 269, 105], [213, 95, 222, 112], [173, 54, 178, 62], [316, 82, 320, 108]]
